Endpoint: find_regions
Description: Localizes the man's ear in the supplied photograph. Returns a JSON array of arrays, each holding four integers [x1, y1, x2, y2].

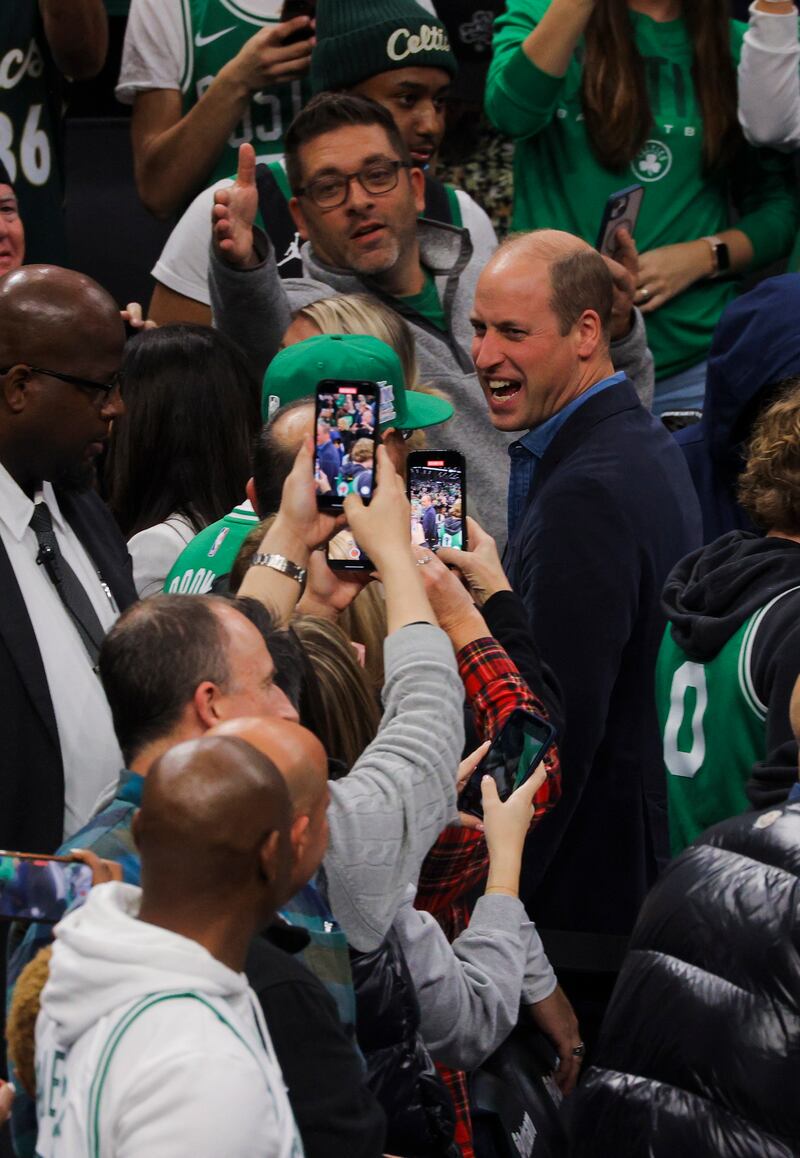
[[258, 828, 283, 886], [574, 309, 603, 361], [245, 476, 260, 516], [410, 166, 426, 217], [288, 197, 310, 242], [192, 680, 223, 728], [289, 813, 310, 862], [1, 365, 32, 415]]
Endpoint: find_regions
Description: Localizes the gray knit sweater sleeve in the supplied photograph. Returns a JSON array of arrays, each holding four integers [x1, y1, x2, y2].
[[323, 623, 464, 953], [208, 230, 333, 373], [610, 307, 655, 410], [394, 888, 557, 1071]]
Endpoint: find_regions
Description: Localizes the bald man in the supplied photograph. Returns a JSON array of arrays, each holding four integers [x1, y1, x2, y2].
[[35, 734, 306, 1158], [0, 266, 136, 857], [210, 718, 386, 1158], [468, 230, 701, 1043]]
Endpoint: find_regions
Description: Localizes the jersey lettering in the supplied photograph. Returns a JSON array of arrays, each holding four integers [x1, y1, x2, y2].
[[664, 660, 708, 779]]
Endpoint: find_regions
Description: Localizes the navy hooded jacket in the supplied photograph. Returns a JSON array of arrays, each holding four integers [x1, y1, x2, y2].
[[675, 274, 800, 544]]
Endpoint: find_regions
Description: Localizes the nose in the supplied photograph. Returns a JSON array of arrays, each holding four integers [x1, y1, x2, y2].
[[473, 329, 504, 373], [345, 176, 375, 213], [414, 100, 441, 142]]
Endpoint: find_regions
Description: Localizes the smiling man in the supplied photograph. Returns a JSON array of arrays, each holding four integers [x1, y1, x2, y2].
[[209, 94, 653, 545], [0, 265, 135, 855], [470, 230, 702, 1045]]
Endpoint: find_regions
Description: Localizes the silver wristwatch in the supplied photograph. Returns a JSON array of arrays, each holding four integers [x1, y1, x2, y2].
[[250, 552, 308, 592]]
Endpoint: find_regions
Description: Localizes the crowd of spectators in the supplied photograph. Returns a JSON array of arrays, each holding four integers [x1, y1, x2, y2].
[[1, 1, 800, 1156]]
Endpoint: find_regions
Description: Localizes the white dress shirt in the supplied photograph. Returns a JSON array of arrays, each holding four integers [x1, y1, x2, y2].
[[0, 463, 124, 841]]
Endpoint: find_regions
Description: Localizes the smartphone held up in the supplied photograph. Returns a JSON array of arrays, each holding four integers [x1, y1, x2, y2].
[[315, 378, 379, 571], [457, 710, 557, 821], [0, 852, 93, 923], [407, 450, 467, 552], [596, 184, 644, 259]]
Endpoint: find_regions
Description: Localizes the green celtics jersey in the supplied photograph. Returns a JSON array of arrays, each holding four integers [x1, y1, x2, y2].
[[0, 2, 66, 263], [656, 586, 800, 856], [181, 0, 310, 186], [164, 500, 258, 593]]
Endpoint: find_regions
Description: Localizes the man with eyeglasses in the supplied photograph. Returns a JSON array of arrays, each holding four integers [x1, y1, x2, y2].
[[209, 91, 653, 546], [0, 264, 136, 858]]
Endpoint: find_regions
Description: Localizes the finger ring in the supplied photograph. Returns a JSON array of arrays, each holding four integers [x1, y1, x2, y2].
[[572, 1043, 586, 1057], [416, 555, 432, 566], [638, 287, 651, 303]]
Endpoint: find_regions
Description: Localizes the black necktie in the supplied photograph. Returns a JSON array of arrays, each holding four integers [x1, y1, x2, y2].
[[29, 500, 106, 667]]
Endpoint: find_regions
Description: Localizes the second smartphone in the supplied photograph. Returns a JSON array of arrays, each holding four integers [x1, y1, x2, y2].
[[407, 450, 467, 552], [316, 378, 380, 571]]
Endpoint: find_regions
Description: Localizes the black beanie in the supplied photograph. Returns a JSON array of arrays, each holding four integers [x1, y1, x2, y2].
[[311, 0, 458, 95]]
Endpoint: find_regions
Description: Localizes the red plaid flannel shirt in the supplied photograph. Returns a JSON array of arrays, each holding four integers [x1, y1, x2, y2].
[[415, 636, 562, 1157]]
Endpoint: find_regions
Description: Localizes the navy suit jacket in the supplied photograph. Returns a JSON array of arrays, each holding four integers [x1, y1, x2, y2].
[[0, 487, 136, 853], [505, 379, 702, 945]]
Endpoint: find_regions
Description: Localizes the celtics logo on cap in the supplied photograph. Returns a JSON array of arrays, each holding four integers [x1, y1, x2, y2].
[[631, 140, 672, 183]]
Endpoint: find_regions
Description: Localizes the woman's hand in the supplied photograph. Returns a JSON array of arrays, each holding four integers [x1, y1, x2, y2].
[[456, 740, 491, 831], [601, 227, 639, 341], [482, 764, 547, 871], [636, 240, 714, 313], [271, 436, 346, 556], [438, 517, 511, 607]]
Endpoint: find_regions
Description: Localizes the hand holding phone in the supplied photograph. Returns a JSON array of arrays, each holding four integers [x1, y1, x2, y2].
[[0, 852, 94, 923], [280, 0, 315, 44], [339, 446, 411, 574], [457, 709, 557, 821], [437, 515, 511, 608]]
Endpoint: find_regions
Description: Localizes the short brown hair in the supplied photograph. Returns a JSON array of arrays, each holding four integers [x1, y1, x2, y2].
[[549, 249, 613, 340], [738, 379, 800, 532], [285, 92, 411, 195]]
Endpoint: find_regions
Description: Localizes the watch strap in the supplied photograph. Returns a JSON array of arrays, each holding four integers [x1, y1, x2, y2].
[[250, 552, 308, 590], [702, 235, 730, 279]]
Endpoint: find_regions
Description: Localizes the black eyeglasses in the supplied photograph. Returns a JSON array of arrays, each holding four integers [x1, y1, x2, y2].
[[296, 159, 411, 209], [0, 364, 122, 398]]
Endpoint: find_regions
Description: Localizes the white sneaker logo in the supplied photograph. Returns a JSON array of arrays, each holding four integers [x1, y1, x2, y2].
[[195, 26, 236, 48]]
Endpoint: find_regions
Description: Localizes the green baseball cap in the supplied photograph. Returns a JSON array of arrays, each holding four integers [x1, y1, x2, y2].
[[261, 333, 454, 430]]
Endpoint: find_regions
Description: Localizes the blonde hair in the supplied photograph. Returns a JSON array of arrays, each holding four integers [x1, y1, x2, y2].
[[351, 438, 375, 464], [296, 293, 420, 388], [7, 946, 52, 1099], [738, 379, 800, 533], [292, 615, 381, 769]]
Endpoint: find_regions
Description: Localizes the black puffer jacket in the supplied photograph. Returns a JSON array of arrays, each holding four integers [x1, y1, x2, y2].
[[350, 929, 459, 1158], [569, 802, 800, 1158]]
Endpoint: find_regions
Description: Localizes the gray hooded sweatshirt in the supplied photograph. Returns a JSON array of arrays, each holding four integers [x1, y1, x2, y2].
[[209, 220, 654, 547]]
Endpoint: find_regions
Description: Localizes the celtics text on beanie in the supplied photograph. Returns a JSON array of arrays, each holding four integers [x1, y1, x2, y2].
[[311, 0, 458, 95]]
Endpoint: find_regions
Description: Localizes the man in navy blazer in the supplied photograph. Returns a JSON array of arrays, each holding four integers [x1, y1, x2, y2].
[[0, 265, 136, 856], [470, 232, 701, 1031]]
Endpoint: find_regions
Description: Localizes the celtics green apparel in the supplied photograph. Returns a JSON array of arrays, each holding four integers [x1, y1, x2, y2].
[[0, 2, 66, 263], [486, 1, 799, 381], [656, 586, 800, 856], [182, 0, 310, 187], [164, 500, 258, 593]]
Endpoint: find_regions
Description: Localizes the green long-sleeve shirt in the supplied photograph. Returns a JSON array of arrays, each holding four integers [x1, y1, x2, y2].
[[486, 1, 800, 383]]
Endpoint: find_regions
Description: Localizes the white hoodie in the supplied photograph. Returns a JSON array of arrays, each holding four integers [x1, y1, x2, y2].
[[35, 882, 304, 1158]]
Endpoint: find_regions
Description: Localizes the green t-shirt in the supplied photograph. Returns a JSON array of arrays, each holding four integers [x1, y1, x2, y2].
[[656, 609, 772, 856], [164, 501, 258, 594], [486, 1, 799, 382], [397, 269, 447, 332], [182, 0, 311, 188]]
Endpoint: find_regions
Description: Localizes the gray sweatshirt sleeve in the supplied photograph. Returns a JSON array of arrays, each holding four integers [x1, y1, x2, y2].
[[323, 624, 464, 953], [395, 889, 555, 1071], [610, 307, 654, 410], [208, 229, 333, 373]]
